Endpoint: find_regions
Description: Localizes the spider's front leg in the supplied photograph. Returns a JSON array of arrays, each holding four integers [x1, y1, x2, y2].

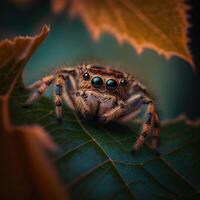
[[132, 99, 160, 156], [24, 67, 78, 123], [53, 74, 92, 121], [73, 91, 95, 118], [53, 68, 79, 123], [99, 94, 143, 123], [24, 75, 55, 106], [53, 75, 65, 123], [99, 93, 160, 155], [130, 82, 160, 155], [59, 71, 92, 117], [53, 68, 97, 121]]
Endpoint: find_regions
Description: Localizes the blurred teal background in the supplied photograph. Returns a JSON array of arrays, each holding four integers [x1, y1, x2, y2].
[[1, 0, 200, 120]]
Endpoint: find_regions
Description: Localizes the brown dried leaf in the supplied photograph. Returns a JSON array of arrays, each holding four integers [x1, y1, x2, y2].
[[0, 26, 66, 200], [52, 0, 194, 68], [51, 0, 68, 14]]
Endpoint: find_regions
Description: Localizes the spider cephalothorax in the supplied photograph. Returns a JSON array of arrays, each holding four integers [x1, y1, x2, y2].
[[24, 64, 160, 155]]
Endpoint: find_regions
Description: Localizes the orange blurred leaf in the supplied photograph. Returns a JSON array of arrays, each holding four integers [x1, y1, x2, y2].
[[51, 0, 68, 14], [52, 0, 194, 68], [0, 26, 67, 200]]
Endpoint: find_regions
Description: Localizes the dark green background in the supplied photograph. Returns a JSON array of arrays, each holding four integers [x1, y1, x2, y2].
[[0, 0, 200, 120]]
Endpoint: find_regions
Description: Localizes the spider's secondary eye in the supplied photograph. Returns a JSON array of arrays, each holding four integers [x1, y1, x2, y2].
[[120, 79, 128, 87], [83, 72, 90, 80], [91, 65, 105, 69], [91, 76, 103, 88], [94, 65, 104, 69], [106, 79, 117, 90]]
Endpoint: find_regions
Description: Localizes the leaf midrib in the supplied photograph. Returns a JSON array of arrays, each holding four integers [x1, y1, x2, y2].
[[73, 112, 137, 200]]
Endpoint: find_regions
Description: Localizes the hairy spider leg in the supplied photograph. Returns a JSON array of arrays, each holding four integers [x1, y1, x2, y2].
[[24, 67, 78, 122], [53, 67, 80, 122], [53, 75, 64, 123], [56, 68, 92, 116], [130, 82, 160, 155], [24, 75, 54, 106], [98, 91, 160, 155], [25, 75, 54, 90], [62, 74, 77, 110], [132, 100, 156, 152], [73, 91, 91, 117], [151, 112, 160, 155], [117, 108, 141, 123], [99, 94, 143, 123]]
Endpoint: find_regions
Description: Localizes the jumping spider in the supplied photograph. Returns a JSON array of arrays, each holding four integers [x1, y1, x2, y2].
[[24, 64, 160, 155]]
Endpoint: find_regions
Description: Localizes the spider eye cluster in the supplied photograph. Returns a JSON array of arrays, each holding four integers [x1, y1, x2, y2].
[[83, 71, 128, 90]]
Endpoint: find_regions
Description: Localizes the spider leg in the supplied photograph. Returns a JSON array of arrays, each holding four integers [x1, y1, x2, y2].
[[55, 67, 79, 111], [117, 107, 142, 123], [132, 100, 156, 153], [73, 91, 91, 117], [129, 82, 160, 155], [99, 94, 143, 123], [24, 67, 79, 122], [151, 112, 160, 155], [25, 75, 54, 90], [53, 75, 65, 123], [62, 74, 77, 110], [56, 68, 89, 114], [117, 94, 144, 123], [24, 75, 54, 106], [117, 81, 149, 123], [53, 68, 79, 122]]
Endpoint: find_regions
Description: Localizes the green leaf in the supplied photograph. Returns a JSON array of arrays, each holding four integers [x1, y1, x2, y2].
[[9, 71, 200, 199], [2, 25, 200, 200]]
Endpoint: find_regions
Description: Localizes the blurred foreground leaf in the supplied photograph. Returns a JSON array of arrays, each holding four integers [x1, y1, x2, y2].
[[52, 0, 194, 68], [0, 26, 66, 200]]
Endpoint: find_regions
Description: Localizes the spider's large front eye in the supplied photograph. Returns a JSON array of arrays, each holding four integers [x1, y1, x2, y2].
[[91, 76, 103, 88], [83, 72, 90, 80], [106, 79, 117, 90]]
